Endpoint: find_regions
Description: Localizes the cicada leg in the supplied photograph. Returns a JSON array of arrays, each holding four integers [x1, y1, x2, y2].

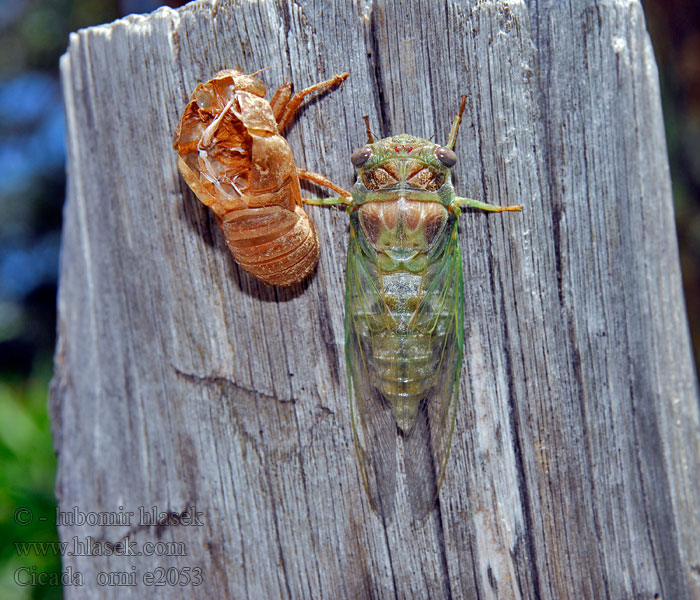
[[302, 196, 352, 207], [275, 73, 349, 132], [297, 168, 352, 198], [270, 80, 293, 122], [453, 197, 523, 216]]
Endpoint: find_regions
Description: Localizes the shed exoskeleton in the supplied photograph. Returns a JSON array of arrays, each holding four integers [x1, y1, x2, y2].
[[173, 69, 350, 286]]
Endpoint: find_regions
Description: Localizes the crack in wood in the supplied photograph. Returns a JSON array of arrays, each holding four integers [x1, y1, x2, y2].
[[170, 363, 296, 404], [89, 502, 200, 548]]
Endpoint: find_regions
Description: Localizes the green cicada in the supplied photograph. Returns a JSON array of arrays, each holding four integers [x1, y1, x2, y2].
[[309, 98, 521, 519]]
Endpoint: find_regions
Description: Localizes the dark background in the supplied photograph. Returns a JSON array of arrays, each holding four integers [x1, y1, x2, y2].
[[0, 1, 696, 597]]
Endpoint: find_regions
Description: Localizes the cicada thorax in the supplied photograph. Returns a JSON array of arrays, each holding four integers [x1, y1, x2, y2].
[[173, 70, 337, 286], [356, 197, 451, 271]]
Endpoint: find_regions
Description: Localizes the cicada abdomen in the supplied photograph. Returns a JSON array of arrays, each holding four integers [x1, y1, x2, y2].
[[338, 102, 522, 519], [173, 70, 350, 286]]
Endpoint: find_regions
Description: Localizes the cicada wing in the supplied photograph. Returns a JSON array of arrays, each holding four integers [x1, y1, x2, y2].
[[403, 236, 464, 519], [346, 235, 398, 519]]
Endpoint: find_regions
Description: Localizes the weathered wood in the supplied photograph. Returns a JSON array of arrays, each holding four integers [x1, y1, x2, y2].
[[51, 0, 700, 597]]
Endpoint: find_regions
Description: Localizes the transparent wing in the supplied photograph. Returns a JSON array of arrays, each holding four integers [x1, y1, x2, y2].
[[345, 233, 398, 519], [403, 233, 464, 519], [346, 222, 464, 520]]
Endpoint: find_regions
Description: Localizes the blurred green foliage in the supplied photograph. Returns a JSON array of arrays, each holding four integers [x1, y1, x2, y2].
[[0, 1, 119, 77], [0, 363, 60, 600]]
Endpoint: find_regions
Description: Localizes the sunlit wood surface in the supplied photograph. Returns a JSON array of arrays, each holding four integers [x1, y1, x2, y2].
[[52, 0, 700, 597]]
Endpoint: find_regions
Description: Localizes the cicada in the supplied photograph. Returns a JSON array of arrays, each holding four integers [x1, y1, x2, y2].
[[173, 69, 351, 286], [309, 99, 521, 519]]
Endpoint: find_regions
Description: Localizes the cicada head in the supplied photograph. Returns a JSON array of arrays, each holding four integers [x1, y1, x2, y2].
[[349, 134, 457, 207]]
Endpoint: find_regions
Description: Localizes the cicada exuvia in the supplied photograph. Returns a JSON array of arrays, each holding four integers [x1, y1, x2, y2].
[[309, 99, 521, 519], [173, 69, 351, 286]]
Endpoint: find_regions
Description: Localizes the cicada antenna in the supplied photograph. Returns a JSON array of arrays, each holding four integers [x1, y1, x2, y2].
[[249, 66, 273, 78], [363, 115, 375, 144], [445, 95, 467, 150]]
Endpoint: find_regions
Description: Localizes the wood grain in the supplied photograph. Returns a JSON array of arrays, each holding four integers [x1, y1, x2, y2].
[[52, 0, 700, 597]]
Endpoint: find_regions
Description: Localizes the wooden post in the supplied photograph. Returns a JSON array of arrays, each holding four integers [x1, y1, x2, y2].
[[51, 0, 700, 597]]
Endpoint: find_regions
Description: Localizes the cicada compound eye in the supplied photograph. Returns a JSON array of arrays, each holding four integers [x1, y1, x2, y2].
[[350, 146, 372, 167], [435, 146, 457, 168]]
